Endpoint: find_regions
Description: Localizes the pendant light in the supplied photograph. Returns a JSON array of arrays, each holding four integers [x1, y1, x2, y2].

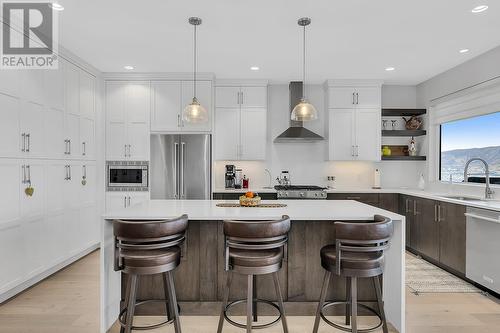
[[291, 17, 318, 122], [182, 17, 208, 123]]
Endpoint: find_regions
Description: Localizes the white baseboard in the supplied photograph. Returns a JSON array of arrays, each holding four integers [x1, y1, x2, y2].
[[0, 243, 100, 304]]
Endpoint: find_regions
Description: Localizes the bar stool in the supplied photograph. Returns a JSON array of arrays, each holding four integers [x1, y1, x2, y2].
[[113, 214, 188, 333], [312, 215, 393, 333], [217, 215, 291, 333]]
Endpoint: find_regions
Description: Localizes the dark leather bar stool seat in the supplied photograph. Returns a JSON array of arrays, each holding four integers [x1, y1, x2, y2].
[[230, 248, 283, 267], [217, 215, 291, 333], [321, 245, 384, 272], [313, 215, 393, 333], [113, 215, 188, 333]]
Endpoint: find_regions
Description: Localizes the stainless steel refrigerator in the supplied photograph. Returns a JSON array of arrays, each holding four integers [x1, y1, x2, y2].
[[150, 134, 211, 200]]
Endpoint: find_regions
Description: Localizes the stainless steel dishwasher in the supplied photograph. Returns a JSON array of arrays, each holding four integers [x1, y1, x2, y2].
[[466, 207, 500, 293]]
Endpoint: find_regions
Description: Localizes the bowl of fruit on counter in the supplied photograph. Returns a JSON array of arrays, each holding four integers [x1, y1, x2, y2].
[[239, 192, 261, 207]]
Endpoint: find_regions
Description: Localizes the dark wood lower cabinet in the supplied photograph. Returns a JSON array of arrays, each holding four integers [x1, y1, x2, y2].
[[400, 196, 467, 277], [125, 220, 378, 315], [415, 198, 440, 262], [438, 202, 466, 275]]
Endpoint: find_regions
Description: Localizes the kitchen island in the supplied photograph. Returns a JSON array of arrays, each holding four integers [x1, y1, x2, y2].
[[101, 200, 405, 333]]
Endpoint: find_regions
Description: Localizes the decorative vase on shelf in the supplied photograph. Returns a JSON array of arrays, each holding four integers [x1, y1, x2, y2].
[[382, 146, 392, 156], [408, 137, 417, 156]]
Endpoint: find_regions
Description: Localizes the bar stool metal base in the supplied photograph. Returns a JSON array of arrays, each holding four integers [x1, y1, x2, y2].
[[223, 299, 283, 330], [119, 299, 174, 331], [320, 301, 383, 333]]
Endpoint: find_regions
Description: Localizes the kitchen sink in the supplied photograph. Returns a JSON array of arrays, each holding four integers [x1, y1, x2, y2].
[[441, 195, 485, 201]]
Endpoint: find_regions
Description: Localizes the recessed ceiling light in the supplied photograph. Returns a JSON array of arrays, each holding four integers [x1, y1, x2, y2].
[[250, 66, 260, 71], [385, 67, 395, 71], [471, 5, 488, 13], [49, 2, 64, 11], [459, 48, 470, 54], [124, 65, 134, 70]]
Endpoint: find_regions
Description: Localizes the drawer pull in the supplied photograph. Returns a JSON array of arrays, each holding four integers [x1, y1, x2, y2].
[[346, 196, 361, 200]]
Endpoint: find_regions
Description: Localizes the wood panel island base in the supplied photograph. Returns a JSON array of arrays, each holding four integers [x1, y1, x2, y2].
[[101, 200, 405, 333]]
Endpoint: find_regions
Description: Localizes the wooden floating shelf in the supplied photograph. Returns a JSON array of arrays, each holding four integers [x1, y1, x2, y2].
[[382, 108, 427, 117], [382, 156, 427, 161], [382, 130, 426, 137]]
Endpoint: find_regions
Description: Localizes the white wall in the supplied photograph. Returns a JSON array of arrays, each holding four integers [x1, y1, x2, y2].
[[416, 45, 500, 198], [215, 84, 424, 189], [417, 45, 500, 107]]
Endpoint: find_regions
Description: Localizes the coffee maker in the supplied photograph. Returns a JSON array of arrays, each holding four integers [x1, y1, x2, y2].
[[225, 165, 236, 189]]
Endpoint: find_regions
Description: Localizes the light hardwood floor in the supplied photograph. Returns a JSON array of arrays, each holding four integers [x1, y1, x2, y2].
[[0, 250, 499, 332]]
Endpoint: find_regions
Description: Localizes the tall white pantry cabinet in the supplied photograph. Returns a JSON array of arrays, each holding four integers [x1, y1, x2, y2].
[[0, 59, 99, 302]]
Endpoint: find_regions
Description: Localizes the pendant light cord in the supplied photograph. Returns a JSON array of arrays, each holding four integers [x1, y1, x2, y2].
[[193, 24, 197, 99], [302, 24, 306, 100]]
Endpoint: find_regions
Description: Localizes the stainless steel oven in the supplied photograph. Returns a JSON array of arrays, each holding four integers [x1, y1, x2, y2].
[[107, 161, 149, 191]]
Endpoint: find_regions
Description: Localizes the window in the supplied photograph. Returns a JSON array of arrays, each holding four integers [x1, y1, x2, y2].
[[440, 112, 500, 184]]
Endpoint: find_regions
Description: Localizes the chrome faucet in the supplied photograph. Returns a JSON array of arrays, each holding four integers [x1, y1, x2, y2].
[[463, 158, 495, 199]]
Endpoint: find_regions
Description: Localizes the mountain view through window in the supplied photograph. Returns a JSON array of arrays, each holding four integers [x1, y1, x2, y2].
[[440, 112, 500, 183]]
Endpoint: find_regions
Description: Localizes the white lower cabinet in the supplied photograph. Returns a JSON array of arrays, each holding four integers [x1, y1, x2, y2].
[[106, 192, 149, 211], [0, 159, 99, 299]]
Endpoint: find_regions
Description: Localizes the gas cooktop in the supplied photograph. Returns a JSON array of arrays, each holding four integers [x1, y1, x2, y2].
[[274, 185, 327, 199]]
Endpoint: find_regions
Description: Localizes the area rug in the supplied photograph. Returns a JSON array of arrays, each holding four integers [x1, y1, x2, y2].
[[406, 252, 479, 294]]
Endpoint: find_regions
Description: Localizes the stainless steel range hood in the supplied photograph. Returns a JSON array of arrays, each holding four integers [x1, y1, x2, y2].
[[274, 82, 324, 143]]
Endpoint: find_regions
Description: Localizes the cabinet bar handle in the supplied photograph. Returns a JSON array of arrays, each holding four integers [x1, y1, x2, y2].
[[438, 205, 442, 222], [346, 196, 361, 200], [405, 199, 409, 213], [27, 165, 31, 183], [21, 133, 26, 152], [434, 205, 438, 222], [124, 196, 127, 208], [124, 144, 127, 158], [82, 142, 86, 156], [127, 196, 131, 207], [26, 134, 30, 152], [22, 165, 26, 183], [413, 201, 417, 216], [356, 93, 359, 105], [68, 165, 71, 180]]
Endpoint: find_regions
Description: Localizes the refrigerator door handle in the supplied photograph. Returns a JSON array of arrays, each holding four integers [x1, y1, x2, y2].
[[174, 142, 179, 199], [180, 142, 186, 199]]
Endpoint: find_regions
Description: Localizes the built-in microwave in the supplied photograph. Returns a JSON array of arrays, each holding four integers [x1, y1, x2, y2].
[[107, 161, 149, 191]]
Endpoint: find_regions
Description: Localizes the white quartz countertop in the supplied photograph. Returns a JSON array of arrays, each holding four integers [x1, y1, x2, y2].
[[103, 199, 404, 221], [213, 187, 500, 211]]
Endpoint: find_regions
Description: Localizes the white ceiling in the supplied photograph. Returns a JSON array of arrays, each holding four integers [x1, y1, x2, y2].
[[58, 0, 500, 85]]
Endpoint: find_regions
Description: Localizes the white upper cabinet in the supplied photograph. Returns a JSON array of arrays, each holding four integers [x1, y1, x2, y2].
[[326, 81, 381, 161], [327, 83, 381, 109], [181, 80, 212, 132], [216, 86, 241, 108], [80, 118, 95, 159], [215, 83, 268, 161], [20, 70, 44, 105], [240, 87, 267, 108], [79, 71, 95, 120], [328, 109, 355, 161], [20, 102, 45, 158], [0, 70, 19, 98], [65, 64, 80, 116], [0, 94, 20, 158], [44, 108, 65, 159], [151, 80, 212, 132], [240, 108, 266, 160], [106, 81, 150, 160], [45, 63, 65, 111], [216, 86, 267, 108], [355, 108, 381, 161], [214, 108, 240, 160], [151, 81, 181, 132]]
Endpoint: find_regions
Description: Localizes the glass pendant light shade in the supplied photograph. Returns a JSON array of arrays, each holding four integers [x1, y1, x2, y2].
[[182, 97, 208, 123], [291, 98, 318, 121]]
